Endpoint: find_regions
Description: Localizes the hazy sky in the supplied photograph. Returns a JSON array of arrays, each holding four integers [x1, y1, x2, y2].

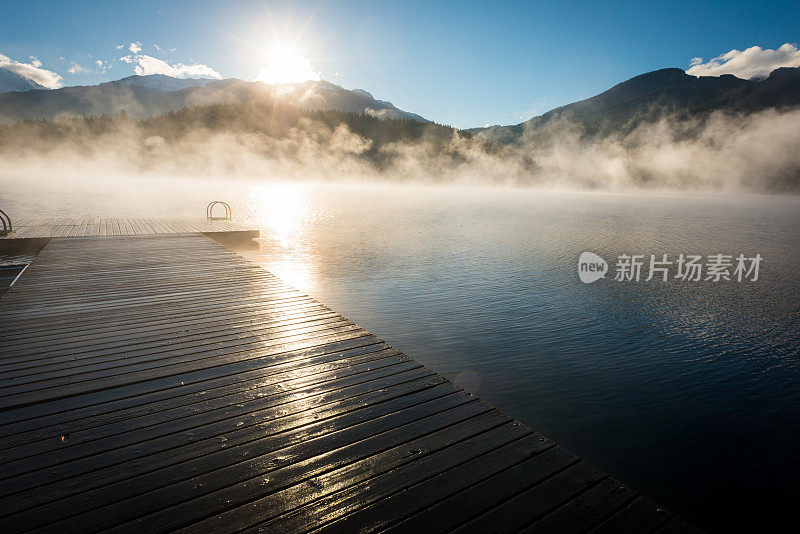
[[1, 0, 798, 128]]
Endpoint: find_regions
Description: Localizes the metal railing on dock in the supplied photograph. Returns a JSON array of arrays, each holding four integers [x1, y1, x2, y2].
[[0, 210, 11, 237], [206, 201, 232, 221]]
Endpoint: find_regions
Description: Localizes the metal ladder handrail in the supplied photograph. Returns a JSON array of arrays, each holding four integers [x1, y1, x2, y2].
[[0, 209, 11, 236], [206, 201, 232, 221]]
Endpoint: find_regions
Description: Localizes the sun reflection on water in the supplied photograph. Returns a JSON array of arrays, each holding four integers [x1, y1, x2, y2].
[[264, 258, 315, 293], [249, 183, 310, 247], [244, 182, 318, 294]]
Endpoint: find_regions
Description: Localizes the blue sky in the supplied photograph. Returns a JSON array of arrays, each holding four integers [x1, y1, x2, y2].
[[1, 0, 798, 128]]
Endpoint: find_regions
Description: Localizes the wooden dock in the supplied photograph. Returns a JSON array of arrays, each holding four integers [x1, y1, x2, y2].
[[0, 217, 259, 240], [0, 230, 699, 533]]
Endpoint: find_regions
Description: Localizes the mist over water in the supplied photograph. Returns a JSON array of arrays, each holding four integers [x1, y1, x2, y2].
[[2, 103, 800, 192], [2, 176, 799, 531]]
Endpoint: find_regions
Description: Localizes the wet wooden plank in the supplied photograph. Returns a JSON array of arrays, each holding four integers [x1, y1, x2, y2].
[[310, 430, 556, 533], [383, 443, 580, 533], [0, 345, 396, 447], [0, 336, 386, 431], [654, 516, 706, 534], [452, 461, 608, 533], [0, 354, 419, 467], [588, 495, 674, 534], [231, 418, 527, 534], [6, 383, 474, 532], [0, 367, 442, 502], [518, 476, 639, 533], [0, 343, 393, 446], [0, 316, 356, 384], [1, 217, 258, 239]]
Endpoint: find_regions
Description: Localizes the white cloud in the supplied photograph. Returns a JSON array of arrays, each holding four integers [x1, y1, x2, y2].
[[115, 44, 124, 50], [68, 61, 90, 74], [116, 41, 220, 79], [0, 52, 63, 88], [133, 54, 221, 78], [119, 52, 221, 79], [687, 43, 800, 79], [95, 59, 110, 74], [154, 44, 161, 51], [28, 55, 42, 67]]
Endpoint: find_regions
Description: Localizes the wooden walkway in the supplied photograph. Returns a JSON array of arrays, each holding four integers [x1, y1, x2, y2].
[[0, 234, 699, 533], [1, 217, 258, 239]]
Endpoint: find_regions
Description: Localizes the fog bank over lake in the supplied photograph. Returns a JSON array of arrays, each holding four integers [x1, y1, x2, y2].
[[3, 100, 800, 192]]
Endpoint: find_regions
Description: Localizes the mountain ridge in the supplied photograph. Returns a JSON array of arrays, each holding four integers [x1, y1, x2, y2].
[[1, 66, 798, 137], [471, 66, 800, 143], [108, 74, 215, 92], [0, 75, 429, 124]]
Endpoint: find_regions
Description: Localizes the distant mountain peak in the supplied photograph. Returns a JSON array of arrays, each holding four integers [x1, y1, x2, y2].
[[109, 74, 215, 92], [0, 67, 49, 94], [765, 66, 800, 82], [352, 88, 375, 99]]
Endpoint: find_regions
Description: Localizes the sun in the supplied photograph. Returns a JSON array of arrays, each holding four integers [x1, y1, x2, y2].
[[256, 46, 320, 85]]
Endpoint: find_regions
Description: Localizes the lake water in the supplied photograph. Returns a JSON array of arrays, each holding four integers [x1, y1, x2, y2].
[[2, 177, 799, 532]]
